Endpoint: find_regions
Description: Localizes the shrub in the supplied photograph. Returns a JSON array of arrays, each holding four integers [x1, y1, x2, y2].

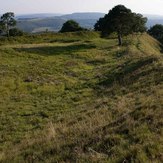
[[60, 20, 85, 33], [9, 28, 24, 36]]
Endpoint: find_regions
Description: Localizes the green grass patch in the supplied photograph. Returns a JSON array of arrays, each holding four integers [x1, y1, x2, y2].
[[0, 32, 162, 162]]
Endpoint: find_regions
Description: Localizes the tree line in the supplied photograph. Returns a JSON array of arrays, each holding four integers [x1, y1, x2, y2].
[[0, 5, 163, 45]]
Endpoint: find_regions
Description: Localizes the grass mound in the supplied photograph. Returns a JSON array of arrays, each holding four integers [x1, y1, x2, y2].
[[0, 31, 99, 45], [0, 32, 162, 162]]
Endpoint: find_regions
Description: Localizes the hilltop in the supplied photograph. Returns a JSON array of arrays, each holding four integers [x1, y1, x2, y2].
[[0, 32, 162, 162]]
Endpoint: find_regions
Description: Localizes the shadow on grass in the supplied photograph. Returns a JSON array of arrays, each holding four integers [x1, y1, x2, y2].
[[14, 43, 96, 56], [49, 39, 81, 43], [99, 56, 159, 87], [104, 45, 118, 51]]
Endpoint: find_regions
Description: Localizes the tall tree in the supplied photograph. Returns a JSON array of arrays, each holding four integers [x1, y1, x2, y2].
[[0, 12, 16, 37], [95, 5, 147, 45]]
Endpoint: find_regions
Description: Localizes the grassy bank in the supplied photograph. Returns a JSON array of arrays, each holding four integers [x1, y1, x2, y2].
[[0, 32, 162, 162]]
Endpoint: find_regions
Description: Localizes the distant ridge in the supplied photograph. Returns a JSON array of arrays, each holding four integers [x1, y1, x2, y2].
[[59, 12, 105, 20], [145, 14, 163, 28], [16, 12, 105, 33], [16, 13, 62, 19], [16, 12, 163, 33]]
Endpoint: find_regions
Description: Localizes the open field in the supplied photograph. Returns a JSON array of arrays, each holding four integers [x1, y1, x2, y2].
[[0, 32, 163, 162]]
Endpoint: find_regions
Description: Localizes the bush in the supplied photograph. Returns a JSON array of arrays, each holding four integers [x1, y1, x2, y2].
[[60, 20, 85, 33], [148, 24, 163, 43], [9, 28, 24, 36]]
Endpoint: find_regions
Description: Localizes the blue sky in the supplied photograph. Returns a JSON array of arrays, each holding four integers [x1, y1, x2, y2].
[[0, 0, 162, 15]]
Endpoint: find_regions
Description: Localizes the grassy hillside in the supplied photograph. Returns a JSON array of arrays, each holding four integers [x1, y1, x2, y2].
[[0, 32, 162, 162]]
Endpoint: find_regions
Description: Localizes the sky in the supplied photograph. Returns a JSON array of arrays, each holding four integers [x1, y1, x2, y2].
[[0, 0, 162, 15]]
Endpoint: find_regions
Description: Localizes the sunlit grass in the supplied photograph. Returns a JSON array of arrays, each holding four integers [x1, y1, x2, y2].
[[0, 32, 162, 162]]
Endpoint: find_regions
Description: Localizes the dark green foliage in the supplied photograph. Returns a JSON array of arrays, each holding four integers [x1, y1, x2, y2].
[[0, 29, 2, 35], [9, 28, 24, 36], [0, 12, 17, 37], [60, 20, 85, 33], [94, 5, 147, 45], [148, 24, 163, 43], [131, 13, 147, 33], [94, 17, 105, 32]]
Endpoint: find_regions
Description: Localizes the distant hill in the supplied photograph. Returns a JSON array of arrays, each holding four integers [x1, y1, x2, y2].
[[16, 13, 62, 19], [16, 13, 163, 33], [16, 12, 105, 33], [17, 18, 66, 33], [59, 12, 105, 20], [145, 14, 163, 28], [147, 19, 163, 28]]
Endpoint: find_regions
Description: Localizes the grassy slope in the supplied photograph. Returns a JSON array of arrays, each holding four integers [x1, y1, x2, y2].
[[0, 32, 162, 162]]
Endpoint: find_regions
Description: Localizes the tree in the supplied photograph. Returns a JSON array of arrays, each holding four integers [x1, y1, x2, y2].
[[94, 5, 147, 45], [0, 28, 3, 36], [148, 24, 163, 43], [94, 17, 105, 32], [60, 20, 84, 33], [9, 28, 24, 36], [0, 12, 16, 37]]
